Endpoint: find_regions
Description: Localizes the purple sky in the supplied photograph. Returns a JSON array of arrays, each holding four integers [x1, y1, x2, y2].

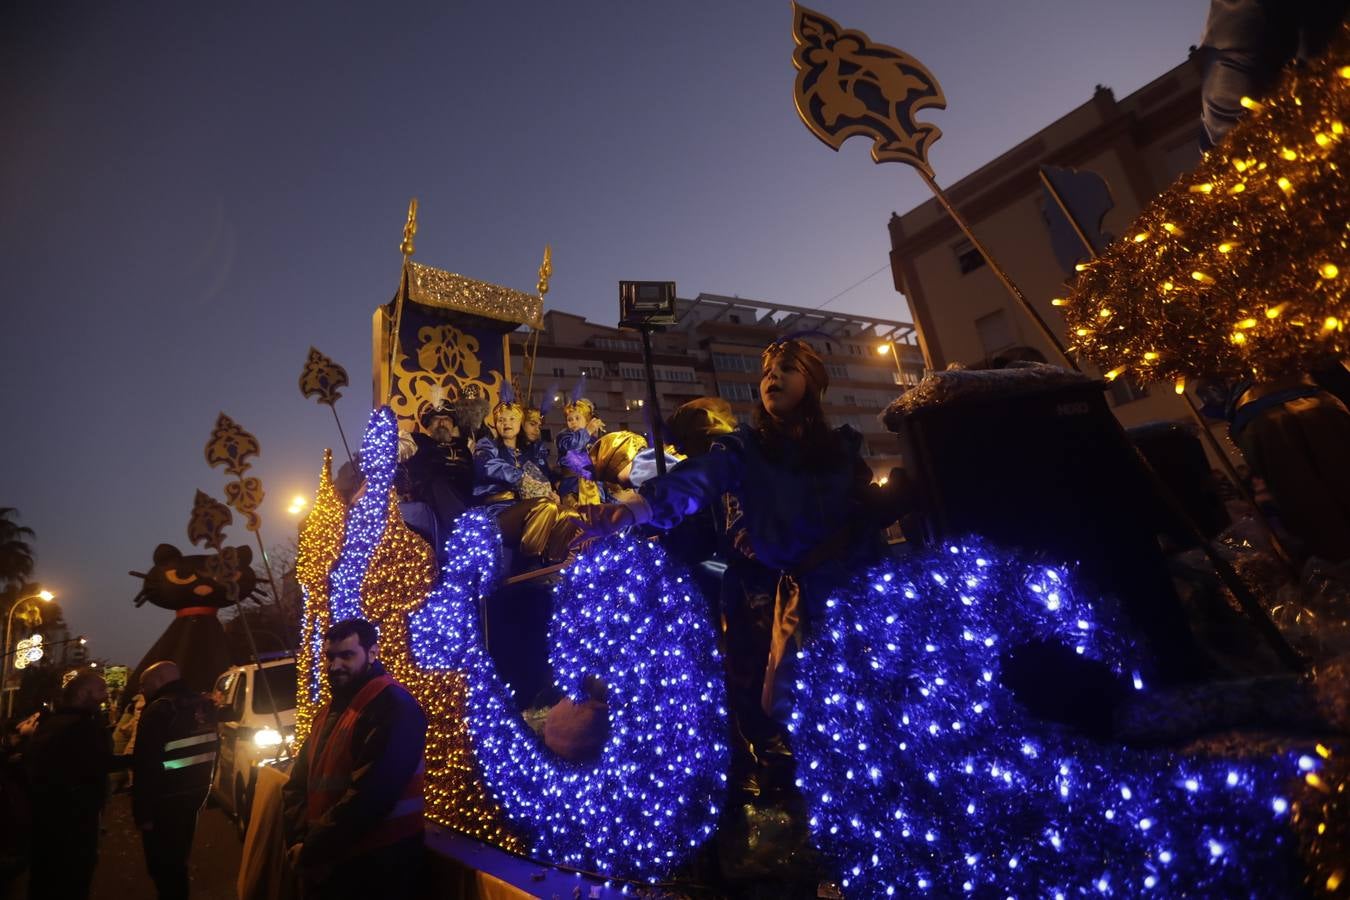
[[1, 1, 1207, 663]]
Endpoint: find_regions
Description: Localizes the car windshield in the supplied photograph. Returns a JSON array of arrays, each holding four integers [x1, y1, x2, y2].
[[251, 663, 297, 714]]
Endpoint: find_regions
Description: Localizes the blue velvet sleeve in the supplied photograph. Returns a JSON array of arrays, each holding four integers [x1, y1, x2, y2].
[[473, 437, 523, 489], [638, 439, 744, 530]]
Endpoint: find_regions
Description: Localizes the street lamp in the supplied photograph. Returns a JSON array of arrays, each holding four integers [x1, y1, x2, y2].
[[287, 495, 308, 515], [877, 340, 907, 384], [4, 590, 54, 718]]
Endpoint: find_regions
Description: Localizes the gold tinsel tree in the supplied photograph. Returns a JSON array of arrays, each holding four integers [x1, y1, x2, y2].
[[293, 450, 344, 746], [1064, 28, 1349, 386]]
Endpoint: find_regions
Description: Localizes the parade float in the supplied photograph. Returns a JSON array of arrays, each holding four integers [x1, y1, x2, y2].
[[278, 7, 1347, 896]]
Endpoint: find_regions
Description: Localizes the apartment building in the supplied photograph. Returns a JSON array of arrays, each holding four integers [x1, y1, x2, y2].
[[511, 293, 924, 478]]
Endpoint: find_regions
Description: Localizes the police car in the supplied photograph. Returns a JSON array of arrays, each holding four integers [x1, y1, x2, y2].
[[210, 653, 297, 836]]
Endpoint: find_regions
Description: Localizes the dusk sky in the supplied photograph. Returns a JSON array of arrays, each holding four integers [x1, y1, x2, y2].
[[2, 1, 1206, 663]]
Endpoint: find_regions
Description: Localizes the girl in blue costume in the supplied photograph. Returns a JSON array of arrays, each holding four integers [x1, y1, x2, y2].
[[474, 394, 574, 567], [555, 377, 606, 507], [581, 338, 903, 796]]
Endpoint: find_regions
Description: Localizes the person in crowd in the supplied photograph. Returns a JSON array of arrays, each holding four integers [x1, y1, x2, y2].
[[0, 714, 37, 894], [555, 382, 606, 507], [282, 619, 427, 899], [111, 691, 146, 792], [474, 393, 575, 568], [132, 661, 219, 900], [578, 338, 908, 799], [24, 672, 111, 900], [521, 405, 553, 479], [401, 399, 476, 539]]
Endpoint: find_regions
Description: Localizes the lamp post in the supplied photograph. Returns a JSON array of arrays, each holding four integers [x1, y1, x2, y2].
[[877, 340, 908, 385], [4, 590, 54, 718]]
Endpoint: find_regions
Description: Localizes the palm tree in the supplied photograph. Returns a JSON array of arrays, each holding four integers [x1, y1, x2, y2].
[[0, 508, 36, 594]]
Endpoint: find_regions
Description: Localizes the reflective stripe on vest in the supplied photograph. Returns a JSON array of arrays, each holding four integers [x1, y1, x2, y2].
[[305, 675, 424, 852], [163, 750, 216, 771]]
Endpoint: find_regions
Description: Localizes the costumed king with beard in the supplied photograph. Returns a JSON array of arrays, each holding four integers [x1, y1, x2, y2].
[[132, 661, 220, 900], [282, 619, 427, 898]]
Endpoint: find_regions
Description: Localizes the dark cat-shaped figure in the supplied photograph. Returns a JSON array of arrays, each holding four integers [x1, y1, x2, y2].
[[125, 543, 257, 702]]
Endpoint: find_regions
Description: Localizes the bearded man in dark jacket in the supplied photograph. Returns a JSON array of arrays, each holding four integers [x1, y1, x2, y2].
[[282, 619, 427, 899]]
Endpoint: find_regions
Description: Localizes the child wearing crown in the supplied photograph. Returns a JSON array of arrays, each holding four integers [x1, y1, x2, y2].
[[473, 390, 574, 567], [575, 338, 908, 798], [555, 380, 606, 507]]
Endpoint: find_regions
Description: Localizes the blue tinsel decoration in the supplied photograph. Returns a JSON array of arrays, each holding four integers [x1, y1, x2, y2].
[[409, 519, 728, 880], [789, 542, 1303, 897]]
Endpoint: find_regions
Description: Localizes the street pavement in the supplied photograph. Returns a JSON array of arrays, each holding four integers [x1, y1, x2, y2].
[[91, 792, 241, 900]]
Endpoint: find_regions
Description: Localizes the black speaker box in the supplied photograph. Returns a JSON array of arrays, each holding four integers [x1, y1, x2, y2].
[[887, 369, 1207, 685]]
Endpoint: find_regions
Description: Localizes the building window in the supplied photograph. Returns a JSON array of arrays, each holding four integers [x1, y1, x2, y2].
[[728, 314, 741, 324], [827, 363, 849, 378], [1107, 376, 1150, 407], [552, 367, 565, 377], [712, 352, 757, 373], [975, 309, 1015, 357], [842, 394, 856, 406], [717, 383, 757, 402], [954, 239, 986, 275], [625, 398, 646, 411], [621, 366, 644, 380], [578, 365, 603, 378]]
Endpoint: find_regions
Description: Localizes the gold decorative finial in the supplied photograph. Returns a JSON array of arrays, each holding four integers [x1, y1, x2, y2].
[[536, 244, 553, 298], [400, 198, 418, 260], [791, 3, 947, 178]]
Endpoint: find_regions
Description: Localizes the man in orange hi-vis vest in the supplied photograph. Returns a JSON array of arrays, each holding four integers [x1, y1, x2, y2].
[[281, 619, 428, 898]]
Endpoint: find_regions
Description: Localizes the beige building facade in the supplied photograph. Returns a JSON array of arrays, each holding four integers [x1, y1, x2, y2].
[[512, 293, 925, 479], [888, 58, 1209, 430]]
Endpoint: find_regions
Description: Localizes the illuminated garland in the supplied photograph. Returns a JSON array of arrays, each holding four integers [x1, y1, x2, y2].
[[363, 493, 518, 848], [790, 542, 1308, 896], [327, 407, 399, 622], [410, 518, 728, 880], [1064, 28, 1349, 384], [293, 449, 345, 745]]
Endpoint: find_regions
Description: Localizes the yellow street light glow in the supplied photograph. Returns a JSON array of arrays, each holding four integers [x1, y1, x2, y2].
[[876, 344, 891, 355], [1340, 66, 1350, 78], [1174, 377, 1186, 395], [37, 590, 54, 602]]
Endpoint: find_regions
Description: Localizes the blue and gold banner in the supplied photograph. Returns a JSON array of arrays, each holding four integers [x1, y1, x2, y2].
[[376, 261, 542, 430]]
